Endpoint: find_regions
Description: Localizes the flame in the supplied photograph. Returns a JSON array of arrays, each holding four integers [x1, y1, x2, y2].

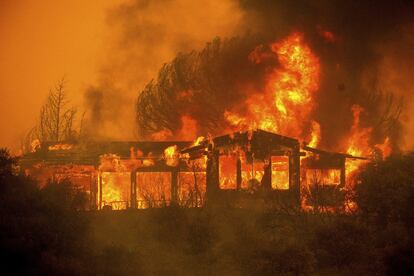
[[164, 145, 179, 167], [193, 136, 205, 146], [344, 105, 371, 185], [375, 137, 392, 159], [151, 129, 173, 141], [31, 139, 41, 152], [48, 143, 73, 151], [225, 32, 321, 138], [308, 120, 321, 148]]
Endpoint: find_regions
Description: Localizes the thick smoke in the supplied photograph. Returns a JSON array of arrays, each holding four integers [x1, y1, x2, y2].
[[136, 36, 271, 139], [82, 0, 244, 140], [136, 0, 414, 151]]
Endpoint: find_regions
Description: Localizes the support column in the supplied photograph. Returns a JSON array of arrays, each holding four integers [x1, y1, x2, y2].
[[98, 171, 103, 210], [236, 157, 242, 191], [290, 148, 301, 206], [90, 173, 97, 210], [206, 151, 219, 206], [340, 158, 346, 188], [130, 169, 137, 209], [171, 169, 178, 206], [261, 157, 272, 191]]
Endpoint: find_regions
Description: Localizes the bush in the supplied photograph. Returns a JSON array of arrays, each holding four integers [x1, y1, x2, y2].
[[356, 153, 414, 227]]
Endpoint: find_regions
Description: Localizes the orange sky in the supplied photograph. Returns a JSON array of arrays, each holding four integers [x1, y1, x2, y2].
[[0, 0, 113, 151], [0, 0, 244, 152], [0, 1, 412, 152]]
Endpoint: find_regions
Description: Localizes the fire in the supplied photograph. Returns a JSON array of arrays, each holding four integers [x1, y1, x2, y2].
[[193, 136, 205, 146], [308, 121, 321, 148], [31, 139, 41, 152], [225, 32, 321, 139], [344, 105, 372, 185], [48, 143, 73, 151], [164, 145, 179, 167], [375, 137, 392, 159]]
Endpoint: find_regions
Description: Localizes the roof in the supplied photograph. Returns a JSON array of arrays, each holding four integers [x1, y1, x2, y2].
[[20, 141, 192, 166], [302, 145, 368, 160], [182, 129, 300, 159]]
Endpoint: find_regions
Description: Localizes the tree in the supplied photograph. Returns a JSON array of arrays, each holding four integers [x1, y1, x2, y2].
[[24, 78, 78, 151]]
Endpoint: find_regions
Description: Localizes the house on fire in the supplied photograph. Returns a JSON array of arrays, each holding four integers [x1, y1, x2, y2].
[[20, 130, 367, 211]]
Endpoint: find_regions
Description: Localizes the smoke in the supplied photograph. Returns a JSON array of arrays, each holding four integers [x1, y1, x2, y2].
[[238, 0, 414, 150], [134, 0, 414, 152], [80, 0, 414, 152], [82, 0, 245, 140], [364, 23, 414, 150]]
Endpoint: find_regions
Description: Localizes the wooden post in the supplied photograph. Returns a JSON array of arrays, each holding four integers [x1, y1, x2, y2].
[[171, 169, 178, 206], [98, 171, 103, 210], [340, 157, 346, 188], [130, 169, 137, 209], [206, 151, 219, 206], [290, 148, 301, 206], [236, 157, 241, 191], [90, 173, 97, 210], [263, 157, 272, 191]]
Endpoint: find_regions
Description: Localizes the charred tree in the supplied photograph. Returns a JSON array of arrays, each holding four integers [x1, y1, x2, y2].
[[24, 78, 79, 151], [135, 36, 268, 139]]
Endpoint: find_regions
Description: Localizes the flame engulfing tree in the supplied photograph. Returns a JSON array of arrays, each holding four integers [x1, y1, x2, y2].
[[136, 36, 266, 140], [25, 78, 79, 149]]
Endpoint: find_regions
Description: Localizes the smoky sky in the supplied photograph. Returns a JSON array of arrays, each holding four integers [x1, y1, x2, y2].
[[4, 0, 412, 151], [131, 0, 414, 151]]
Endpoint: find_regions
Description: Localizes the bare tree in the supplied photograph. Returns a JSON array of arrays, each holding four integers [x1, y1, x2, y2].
[[24, 78, 78, 151]]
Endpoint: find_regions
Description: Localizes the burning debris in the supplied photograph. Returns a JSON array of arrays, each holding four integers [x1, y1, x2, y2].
[[21, 129, 371, 212], [136, 31, 397, 162]]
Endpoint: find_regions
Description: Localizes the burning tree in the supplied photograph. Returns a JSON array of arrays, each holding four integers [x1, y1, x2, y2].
[[25, 78, 80, 151], [136, 36, 265, 140]]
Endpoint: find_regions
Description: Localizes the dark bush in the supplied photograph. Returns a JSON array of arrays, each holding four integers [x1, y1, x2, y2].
[[356, 153, 414, 226]]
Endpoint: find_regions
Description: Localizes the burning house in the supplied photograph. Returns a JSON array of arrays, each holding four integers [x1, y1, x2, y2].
[[20, 129, 367, 211], [18, 24, 395, 213]]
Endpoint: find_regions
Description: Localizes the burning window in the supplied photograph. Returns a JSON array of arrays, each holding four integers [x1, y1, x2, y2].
[[306, 169, 341, 186], [219, 154, 238, 189], [241, 158, 264, 191], [137, 172, 171, 208], [178, 172, 206, 207], [271, 156, 289, 190], [99, 172, 131, 210]]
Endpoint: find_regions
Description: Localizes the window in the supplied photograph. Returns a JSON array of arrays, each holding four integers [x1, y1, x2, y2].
[[271, 156, 289, 190], [219, 155, 237, 189]]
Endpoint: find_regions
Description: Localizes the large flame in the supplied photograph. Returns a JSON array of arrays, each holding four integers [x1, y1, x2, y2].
[[225, 33, 321, 142]]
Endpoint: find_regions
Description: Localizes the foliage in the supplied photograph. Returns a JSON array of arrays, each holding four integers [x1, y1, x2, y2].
[[356, 152, 414, 227], [136, 36, 265, 138]]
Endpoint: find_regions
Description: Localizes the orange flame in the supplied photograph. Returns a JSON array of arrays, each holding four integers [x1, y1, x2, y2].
[[164, 145, 179, 167], [48, 143, 73, 151], [225, 32, 321, 138]]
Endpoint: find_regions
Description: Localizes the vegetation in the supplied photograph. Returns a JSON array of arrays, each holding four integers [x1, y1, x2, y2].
[[24, 78, 82, 151], [0, 148, 413, 274]]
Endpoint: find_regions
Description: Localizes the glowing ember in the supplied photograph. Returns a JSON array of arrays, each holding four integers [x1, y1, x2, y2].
[[31, 139, 41, 152], [48, 143, 73, 151]]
